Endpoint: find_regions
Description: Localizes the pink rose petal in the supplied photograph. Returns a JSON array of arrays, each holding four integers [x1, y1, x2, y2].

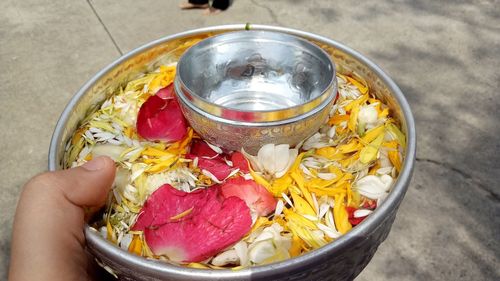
[[132, 184, 251, 263], [221, 177, 276, 216], [136, 94, 187, 142], [230, 151, 250, 173], [155, 84, 175, 99]]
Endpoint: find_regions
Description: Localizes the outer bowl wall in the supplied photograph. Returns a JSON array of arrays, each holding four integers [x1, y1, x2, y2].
[[49, 24, 416, 281]]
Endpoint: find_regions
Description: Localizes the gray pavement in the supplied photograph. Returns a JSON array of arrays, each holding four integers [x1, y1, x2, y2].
[[1, 0, 499, 280]]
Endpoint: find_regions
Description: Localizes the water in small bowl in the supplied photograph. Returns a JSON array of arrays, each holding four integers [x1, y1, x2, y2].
[[213, 90, 298, 111], [209, 70, 319, 111]]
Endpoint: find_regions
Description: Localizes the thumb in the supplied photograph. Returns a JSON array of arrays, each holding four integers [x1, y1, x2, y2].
[[46, 156, 116, 207], [9, 156, 116, 281]]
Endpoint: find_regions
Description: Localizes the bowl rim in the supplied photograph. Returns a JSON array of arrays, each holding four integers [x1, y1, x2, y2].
[[48, 24, 416, 279], [175, 76, 335, 127], [175, 30, 337, 122]]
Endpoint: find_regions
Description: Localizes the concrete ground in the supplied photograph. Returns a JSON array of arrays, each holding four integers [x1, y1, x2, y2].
[[1, 0, 499, 280]]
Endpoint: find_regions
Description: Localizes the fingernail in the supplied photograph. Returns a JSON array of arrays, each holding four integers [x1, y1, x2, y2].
[[82, 157, 105, 171]]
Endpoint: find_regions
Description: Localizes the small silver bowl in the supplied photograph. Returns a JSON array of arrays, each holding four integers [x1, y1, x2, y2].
[[175, 31, 337, 153]]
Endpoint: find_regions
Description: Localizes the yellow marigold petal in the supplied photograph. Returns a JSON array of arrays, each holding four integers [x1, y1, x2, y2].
[[289, 152, 317, 209], [128, 235, 143, 256], [72, 127, 86, 145], [350, 190, 361, 208], [84, 153, 93, 161], [389, 150, 402, 173], [328, 114, 350, 126], [298, 185, 316, 213], [289, 169, 316, 213], [120, 197, 142, 213], [338, 139, 363, 153], [348, 104, 359, 132], [315, 147, 346, 160], [114, 204, 124, 213], [339, 151, 360, 168], [307, 173, 350, 196], [142, 158, 161, 164], [315, 147, 334, 158], [166, 128, 194, 155], [345, 94, 369, 112], [291, 192, 316, 217], [337, 173, 354, 186], [308, 186, 345, 197], [252, 217, 271, 233], [250, 167, 272, 190], [334, 194, 352, 234], [287, 220, 324, 249], [361, 125, 385, 144], [346, 182, 353, 207], [135, 173, 148, 202], [328, 166, 344, 179], [273, 215, 289, 229], [291, 152, 306, 171], [383, 140, 398, 149], [368, 161, 381, 175], [379, 107, 389, 118], [346, 75, 369, 95], [385, 123, 406, 148], [142, 147, 173, 157], [308, 177, 338, 189], [359, 146, 378, 164], [141, 236, 155, 258], [360, 133, 385, 164], [270, 175, 293, 196], [124, 127, 135, 138], [148, 65, 177, 94], [146, 157, 177, 173], [289, 234, 303, 257], [187, 263, 210, 269], [106, 220, 116, 243], [290, 170, 304, 190], [283, 208, 318, 230]]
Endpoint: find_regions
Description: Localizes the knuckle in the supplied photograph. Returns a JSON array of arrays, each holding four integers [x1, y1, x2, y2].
[[24, 172, 59, 193]]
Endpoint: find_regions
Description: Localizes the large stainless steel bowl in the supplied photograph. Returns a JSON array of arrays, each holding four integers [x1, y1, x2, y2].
[[49, 24, 416, 281], [175, 30, 337, 153]]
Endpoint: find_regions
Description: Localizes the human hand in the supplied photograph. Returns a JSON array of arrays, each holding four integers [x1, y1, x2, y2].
[[9, 156, 115, 281]]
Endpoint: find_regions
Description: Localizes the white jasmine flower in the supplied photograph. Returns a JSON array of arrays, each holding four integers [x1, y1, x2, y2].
[[242, 144, 298, 178]]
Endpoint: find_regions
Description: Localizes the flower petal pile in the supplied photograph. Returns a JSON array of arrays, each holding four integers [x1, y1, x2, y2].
[[66, 41, 406, 269]]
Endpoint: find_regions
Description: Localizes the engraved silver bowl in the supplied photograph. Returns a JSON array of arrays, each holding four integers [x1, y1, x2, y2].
[[49, 24, 416, 281], [175, 31, 337, 153]]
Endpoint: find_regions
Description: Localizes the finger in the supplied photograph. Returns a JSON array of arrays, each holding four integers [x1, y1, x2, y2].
[[40, 156, 116, 208], [9, 157, 116, 281]]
